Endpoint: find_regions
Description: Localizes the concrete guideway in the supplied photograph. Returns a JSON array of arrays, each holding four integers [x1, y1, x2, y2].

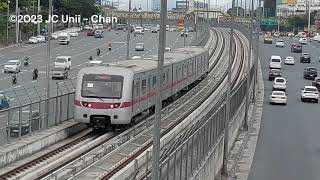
[[0, 28, 205, 178]]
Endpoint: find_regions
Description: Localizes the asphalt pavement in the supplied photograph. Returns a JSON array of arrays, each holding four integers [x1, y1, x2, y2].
[[248, 37, 320, 180]]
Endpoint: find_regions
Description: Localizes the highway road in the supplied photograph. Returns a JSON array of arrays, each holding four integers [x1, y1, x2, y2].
[[248, 37, 320, 180], [0, 29, 196, 106], [0, 28, 198, 143]]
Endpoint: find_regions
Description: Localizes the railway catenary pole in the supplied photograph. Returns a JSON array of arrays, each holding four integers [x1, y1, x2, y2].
[[6, 0, 10, 45], [151, 0, 167, 179], [45, 0, 52, 129], [244, 0, 254, 131], [126, 0, 131, 60], [183, 0, 187, 47], [253, 0, 261, 101], [222, 0, 234, 178]]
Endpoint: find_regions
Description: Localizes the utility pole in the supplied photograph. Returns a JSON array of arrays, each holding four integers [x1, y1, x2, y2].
[[46, 0, 52, 129], [244, 0, 254, 132], [307, 0, 311, 37], [6, 0, 10, 45], [151, 0, 166, 179], [244, 0, 246, 18], [222, 0, 234, 178], [195, 0, 199, 38], [37, 0, 40, 35], [236, 0, 239, 16], [126, 0, 131, 60], [15, 0, 19, 44]]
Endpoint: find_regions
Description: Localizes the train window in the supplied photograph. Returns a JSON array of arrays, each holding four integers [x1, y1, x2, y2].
[[166, 70, 169, 83], [136, 80, 140, 97], [148, 77, 151, 91], [184, 64, 187, 76], [162, 73, 166, 84], [152, 76, 156, 88], [176, 67, 178, 79], [182, 65, 184, 77], [142, 79, 147, 94]]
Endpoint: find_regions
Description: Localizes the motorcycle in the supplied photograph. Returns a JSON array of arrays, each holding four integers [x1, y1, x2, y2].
[[24, 58, 29, 66]]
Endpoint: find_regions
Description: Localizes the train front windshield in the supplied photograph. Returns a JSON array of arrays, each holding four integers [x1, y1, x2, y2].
[[81, 74, 123, 99]]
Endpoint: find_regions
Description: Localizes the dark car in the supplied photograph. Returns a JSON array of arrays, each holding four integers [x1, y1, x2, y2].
[[269, 69, 282, 81], [312, 77, 320, 90], [87, 30, 95, 36], [300, 53, 311, 63], [9, 110, 40, 137], [0, 94, 9, 110], [51, 67, 68, 79], [304, 67, 317, 79], [291, 43, 302, 53]]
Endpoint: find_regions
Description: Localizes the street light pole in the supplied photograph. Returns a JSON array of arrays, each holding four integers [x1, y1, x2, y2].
[[307, 0, 311, 36], [222, 0, 234, 177], [151, 0, 167, 179], [6, 0, 10, 45], [126, 0, 131, 60], [37, 0, 40, 35], [15, 0, 19, 44], [46, 0, 52, 129]]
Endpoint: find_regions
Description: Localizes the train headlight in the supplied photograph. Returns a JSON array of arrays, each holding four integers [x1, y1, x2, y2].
[[114, 103, 121, 108], [81, 101, 91, 108]]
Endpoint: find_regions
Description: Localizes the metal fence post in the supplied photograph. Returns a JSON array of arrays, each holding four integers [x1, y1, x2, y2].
[[55, 82, 59, 125], [13, 90, 22, 137], [24, 88, 33, 135], [34, 87, 42, 130]]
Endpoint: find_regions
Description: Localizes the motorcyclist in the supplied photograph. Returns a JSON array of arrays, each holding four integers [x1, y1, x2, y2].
[[12, 73, 17, 84], [108, 43, 112, 51], [24, 57, 29, 66], [33, 68, 38, 80], [97, 48, 101, 56], [89, 56, 93, 61]]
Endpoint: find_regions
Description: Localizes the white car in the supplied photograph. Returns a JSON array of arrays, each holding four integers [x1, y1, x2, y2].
[[273, 77, 287, 91], [165, 47, 172, 52], [36, 35, 46, 43], [287, 32, 294, 37], [54, 56, 71, 69], [87, 60, 102, 66], [131, 56, 142, 60], [180, 30, 188, 37], [84, 25, 92, 30], [269, 55, 281, 69], [313, 35, 320, 41], [4, 60, 21, 73], [275, 40, 284, 47], [97, 24, 104, 29], [299, 38, 308, 44], [270, 91, 287, 105], [28, 37, 38, 44], [273, 32, 280, 37], [51, 33, 59, 40], [301, 86, 319, 103], [69, 31, 78, 37], [284, 56, 294, 65]]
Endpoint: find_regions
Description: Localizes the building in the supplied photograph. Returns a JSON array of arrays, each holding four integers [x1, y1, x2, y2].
[[263, 0, 277, 17], [152, 0, 160, 11], [175, 1, 189, 12], [277, 0, 320, 16]]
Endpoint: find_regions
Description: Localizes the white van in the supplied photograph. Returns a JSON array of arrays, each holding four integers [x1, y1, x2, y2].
[[87, 60, 102, 66], [58, 32, 70, 45], [269, 55, 282, 69], [54, 56, 71, 69], [134, 27, 144, 34]]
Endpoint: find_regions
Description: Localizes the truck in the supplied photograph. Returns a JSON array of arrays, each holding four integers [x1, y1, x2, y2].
[[58, 32, 70, 45], [264, 32, 273, 44]]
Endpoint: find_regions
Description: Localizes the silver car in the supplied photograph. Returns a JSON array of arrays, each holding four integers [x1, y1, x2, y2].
[[4, 60, 21, 73], [135, 43, 144, 51], [51, 67, 68, 79]]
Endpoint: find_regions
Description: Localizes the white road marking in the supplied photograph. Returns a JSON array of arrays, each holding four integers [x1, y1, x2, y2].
[[72, 77, 76, 79], [0, 115, 6, 118]]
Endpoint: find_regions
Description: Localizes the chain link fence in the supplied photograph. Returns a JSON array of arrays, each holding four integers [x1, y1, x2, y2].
[[0, 80, 75, 145]]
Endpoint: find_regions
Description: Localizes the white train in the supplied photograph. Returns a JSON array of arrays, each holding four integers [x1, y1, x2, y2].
[[74, 47, 209, 130]]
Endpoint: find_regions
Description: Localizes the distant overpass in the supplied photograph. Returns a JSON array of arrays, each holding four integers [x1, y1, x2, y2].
[[103, 9, 225, 20]]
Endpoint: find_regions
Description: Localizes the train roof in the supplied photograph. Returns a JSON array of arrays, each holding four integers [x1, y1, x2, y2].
[[79, 47, 207, 75], [109, 47, 207, 73]]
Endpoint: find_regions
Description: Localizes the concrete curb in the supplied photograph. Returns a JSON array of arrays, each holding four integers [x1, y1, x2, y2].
[[226, 59, 264, 180]]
